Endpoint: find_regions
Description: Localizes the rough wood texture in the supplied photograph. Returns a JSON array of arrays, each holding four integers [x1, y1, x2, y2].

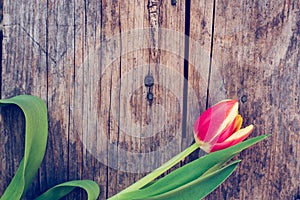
[[206, 1, 300, 199], [0, 0, 299, 199]]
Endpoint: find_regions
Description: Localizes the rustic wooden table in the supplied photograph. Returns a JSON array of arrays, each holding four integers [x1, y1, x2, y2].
[[0, 0, 299, 199]]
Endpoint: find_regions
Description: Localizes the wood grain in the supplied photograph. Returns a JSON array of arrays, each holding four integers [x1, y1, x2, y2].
[[0, 0, 299, 199], [1, 0, 48, 198], [206, 0, 300, 199], [186, 0, 214, 160]]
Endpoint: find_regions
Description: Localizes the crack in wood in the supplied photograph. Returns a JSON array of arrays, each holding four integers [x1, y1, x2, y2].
[[18, 24, 57, 64], [148, 0, 161, 60]]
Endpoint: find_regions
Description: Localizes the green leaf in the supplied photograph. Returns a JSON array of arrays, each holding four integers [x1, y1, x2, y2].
[[115, 135, 268, 200], [34, 180, 100, 200], [109, 142, 199, 199], [0, 95, 100, 200], [0, 95, 48, 199], [145, 160, 240, 200], [116, 161, 240, 200]]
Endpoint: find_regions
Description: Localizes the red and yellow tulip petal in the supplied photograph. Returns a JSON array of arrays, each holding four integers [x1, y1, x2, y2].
[[210, 125, 254, 152], [232, 114, 243, 133], [225, 124, 253, 142], [216, 114, 243, 143], [194, 100, 238, 143], [198, 143, 212, 154]]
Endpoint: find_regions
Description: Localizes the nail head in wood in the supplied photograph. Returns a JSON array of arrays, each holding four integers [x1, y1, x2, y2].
[[241, 95, 248, 103], [147, 92, 154, 105], [144, 75, 154, 87]]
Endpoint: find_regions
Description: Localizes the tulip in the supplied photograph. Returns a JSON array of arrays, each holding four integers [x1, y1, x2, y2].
[[194, 99, 254, 153], [109, 99, 264, 200]]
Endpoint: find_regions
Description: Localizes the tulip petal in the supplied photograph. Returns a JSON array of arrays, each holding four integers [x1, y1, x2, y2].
[[194, 100, 238, 143], [199, 143, 211, 153], [216, 114, 243, 143], [210, 125, 254, 152], [225, 124, 253, 142], [233, 114, 243, 132], [213, 101, 239, 141]]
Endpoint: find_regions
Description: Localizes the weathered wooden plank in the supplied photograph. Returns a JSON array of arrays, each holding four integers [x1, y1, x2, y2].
[[205, 0, 300, 199], [100, 0, 187, 197], [155, 0, 186, 167], [43, 2, 76, 199], [1, 0, 299, 200], [114, 0, 149, 195], [75, 1, 107, 199], [45, 0, 106, 199], [98, 0, 122, 198], [186, 0, 215, 161], [1, 0, 48, 198]]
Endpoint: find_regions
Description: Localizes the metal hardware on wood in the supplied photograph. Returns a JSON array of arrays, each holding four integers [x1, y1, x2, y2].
[[147, 92, 154, 105], [241, 95, 248, 103], [144, 75, 154, 87], [144, 74, 154, 105]]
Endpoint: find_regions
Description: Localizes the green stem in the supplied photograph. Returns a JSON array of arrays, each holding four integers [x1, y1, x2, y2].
[[108, 143, 199, 200]]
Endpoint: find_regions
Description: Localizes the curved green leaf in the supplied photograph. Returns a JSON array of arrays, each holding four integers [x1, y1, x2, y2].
[[109, 143, 199, 199], [120, 160, 240, 200], [0, 95, 100, 200], [145, 160, 240, 200], [35, 180, 100, 200], [0, 95, 48, 200], [115, 135, 268, 199]]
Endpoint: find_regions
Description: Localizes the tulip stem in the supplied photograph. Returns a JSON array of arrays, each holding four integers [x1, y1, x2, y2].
[[108, 143, 199, 199]]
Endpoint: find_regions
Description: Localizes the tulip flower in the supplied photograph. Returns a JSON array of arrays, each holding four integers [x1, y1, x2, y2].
[[194, 99, 254, 153], [109, 98, 267, 200]]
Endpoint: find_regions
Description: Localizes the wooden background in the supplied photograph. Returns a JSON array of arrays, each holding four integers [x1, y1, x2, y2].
[[0, 0, 299, 199]]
